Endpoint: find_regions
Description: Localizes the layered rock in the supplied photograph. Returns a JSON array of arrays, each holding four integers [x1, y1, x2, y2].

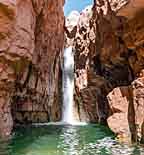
[[0, 0, 144, 144], [108, 0, 144, 142], [0, 0, 64, 137], [107, 86, 134, 143], [69, 0, 132, 123], [107, 71, 144, 143], [65, 0, 144, 143], [131, 71, 144, 142]]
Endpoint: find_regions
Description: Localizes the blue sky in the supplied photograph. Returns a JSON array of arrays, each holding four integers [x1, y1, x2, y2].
[[64, 0, 93, 16]]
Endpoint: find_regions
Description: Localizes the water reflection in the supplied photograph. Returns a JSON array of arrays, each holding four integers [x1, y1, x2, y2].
[[0, 138, 11, 155], [0, 125, 144, 155], [58, 126, 144, 155], [58, 126, 80, 155], [81, 137, 143, 155]]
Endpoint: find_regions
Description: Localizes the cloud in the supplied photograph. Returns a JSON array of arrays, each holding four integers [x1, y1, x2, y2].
[[64, 0, 93, 16]]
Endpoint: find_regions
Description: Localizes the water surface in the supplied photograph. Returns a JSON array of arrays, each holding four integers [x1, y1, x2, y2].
[[0, 124, 144, 155]]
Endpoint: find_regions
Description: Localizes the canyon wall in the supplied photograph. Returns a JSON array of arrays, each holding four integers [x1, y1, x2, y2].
[[0, 0, 64, 137], [65, 0, 131, 123], [0, 0, 144, 144], [65, 0, 144, 143]]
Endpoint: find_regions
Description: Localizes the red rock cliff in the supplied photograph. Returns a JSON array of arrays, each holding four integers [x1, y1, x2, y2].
[[0, 0, 64, 137], [1, 0, 144, 144], [65, 0, 144, 143]]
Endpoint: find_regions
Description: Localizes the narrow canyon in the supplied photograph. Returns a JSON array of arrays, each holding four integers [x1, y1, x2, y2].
[[0, 0, 144, 144]]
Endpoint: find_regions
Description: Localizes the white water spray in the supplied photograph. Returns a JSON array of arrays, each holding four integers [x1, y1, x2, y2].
[[62, 46, 74, 123], [33, 46, 87, 126]]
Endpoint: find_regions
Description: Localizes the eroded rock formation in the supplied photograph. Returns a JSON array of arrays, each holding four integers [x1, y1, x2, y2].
[[65, 0, 144, 143], [109, 0, 144, 142], [0, 0, 144, 144], [0, 0, 64, 137], [65, 0, 131, 123]]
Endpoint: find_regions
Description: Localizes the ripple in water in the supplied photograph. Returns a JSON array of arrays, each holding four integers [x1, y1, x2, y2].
[[0, 124, 144, 155]]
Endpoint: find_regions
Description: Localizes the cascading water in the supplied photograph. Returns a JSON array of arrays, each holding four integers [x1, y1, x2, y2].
[[62, 46, 75, 124], [33, 46, 86, 126]]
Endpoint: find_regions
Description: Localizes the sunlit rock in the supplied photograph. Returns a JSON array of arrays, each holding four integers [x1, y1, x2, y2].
[[65, 11, 80, 31]]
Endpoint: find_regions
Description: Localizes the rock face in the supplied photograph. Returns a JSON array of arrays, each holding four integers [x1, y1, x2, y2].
[[131, 71, 144, 143], [0, 0, 64, 137], [66, 0, 132, 123], [65, 0, 144, 143], [107, 86, 133, 142], [107, 72, 144, 143], [109, 0, 144, 142], [0, 0, 144, 144]]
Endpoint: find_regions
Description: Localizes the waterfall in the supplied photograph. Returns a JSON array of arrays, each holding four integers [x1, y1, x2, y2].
[[62, 46, 74, 123], [33, 46, 87, 126]]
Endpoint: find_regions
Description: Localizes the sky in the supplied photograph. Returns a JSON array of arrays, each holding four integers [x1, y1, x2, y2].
[[64, 0, 93, 16]]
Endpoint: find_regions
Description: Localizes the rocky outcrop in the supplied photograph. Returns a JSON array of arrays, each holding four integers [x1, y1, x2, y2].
[[0, 0, 64, 137], [65, 0, 132, 123], [0, 0, 144, 144], [107, 86, 134, 143], [65, 0, 144, 143], [108, 0, 144, 142], [107, 71, 144, 143], [131, 71, 144, 143]]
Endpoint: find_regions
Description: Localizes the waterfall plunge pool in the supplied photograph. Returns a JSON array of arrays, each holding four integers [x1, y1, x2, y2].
[[0, 124, 144, 155]]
